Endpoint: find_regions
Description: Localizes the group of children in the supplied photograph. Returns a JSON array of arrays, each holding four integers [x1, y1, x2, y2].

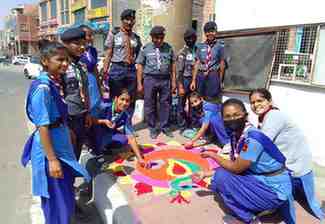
[[21, 8, 324, 224]]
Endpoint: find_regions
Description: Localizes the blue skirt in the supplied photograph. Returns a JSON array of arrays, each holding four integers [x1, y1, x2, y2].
[[41, 161, 75, 224], [210, 167, 284, 223]]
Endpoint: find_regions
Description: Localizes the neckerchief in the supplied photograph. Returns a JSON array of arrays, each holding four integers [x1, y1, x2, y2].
[[49, 74, 64, 97], [258, 107, 279, 129], [230, 122, 253, 161], [72, 61, 90, 111], [155, 47, 161, 70], [205, 39, 216, 67], [121, 27, 134, 65]]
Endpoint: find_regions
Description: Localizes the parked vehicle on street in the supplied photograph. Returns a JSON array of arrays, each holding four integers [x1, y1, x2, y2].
[[23, 56, 42, 79], [12, 55, 29, 65], [0, 56, 10, 66]]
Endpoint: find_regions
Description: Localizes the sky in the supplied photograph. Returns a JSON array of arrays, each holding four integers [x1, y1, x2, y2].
[[0, 0, 38, 30]]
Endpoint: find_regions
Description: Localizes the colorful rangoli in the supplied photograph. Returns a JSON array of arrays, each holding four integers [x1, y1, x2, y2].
[[102, 141, 222, 204]]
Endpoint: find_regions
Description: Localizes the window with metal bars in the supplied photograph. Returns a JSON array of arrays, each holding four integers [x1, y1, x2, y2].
[[271, 25, 318, 84], [60, 0, 70, 25]]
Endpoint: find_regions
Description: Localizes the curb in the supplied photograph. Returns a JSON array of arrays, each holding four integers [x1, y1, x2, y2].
[[80, 153, 140, 224]]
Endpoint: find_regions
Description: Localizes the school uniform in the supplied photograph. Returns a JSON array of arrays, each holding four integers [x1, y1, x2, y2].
[[80, 45, 98, 74], [192, 101, 229, 146], [105, 30, 142, 99], [61, 59, 90, 160], [195, 40, 224, 102], [21, 73, 91, 224], [260, 109, 324, 220], [90, 101, 134, 154], [176, 45, 196, 128], [80, 45, 102, 118], [210, 124, 292, 223], [136, 42, 175, 132]]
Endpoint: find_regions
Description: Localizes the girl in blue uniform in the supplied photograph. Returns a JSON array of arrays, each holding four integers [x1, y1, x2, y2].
[[192, 98, 292, 224], [184, 92, 229, 148], [91, 88, 148, 167], [21, 41, 91, 224], [79, 24, 102, 116]]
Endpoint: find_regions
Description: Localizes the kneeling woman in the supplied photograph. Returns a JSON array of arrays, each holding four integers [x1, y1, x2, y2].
[[91, 89, 147, 167], [193, 98, 292, 223]]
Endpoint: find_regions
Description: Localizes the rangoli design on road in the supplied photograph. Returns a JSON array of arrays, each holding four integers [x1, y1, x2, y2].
[[102, 141, 221, 204]]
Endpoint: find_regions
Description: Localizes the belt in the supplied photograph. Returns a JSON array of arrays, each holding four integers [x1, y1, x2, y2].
[[112, 61, 135, 67], [144, 73, 170, 79], [257, 167, 287, 177], [199, 69, 219, 73], [49, 118, 64, 129]]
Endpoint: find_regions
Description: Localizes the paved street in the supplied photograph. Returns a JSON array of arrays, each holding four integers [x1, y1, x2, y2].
[[0, 65, 101, 224], [0, 65, 32, 223]]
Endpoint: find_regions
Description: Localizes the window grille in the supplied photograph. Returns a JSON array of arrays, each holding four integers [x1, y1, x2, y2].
[[271, 25, 318, 84]]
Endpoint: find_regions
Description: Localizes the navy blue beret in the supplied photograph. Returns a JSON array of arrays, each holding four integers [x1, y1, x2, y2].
[[150, 26, 166, 36], [184, 28, 197, 39], [60, 27, 85, 42], [121, 9, 136, 20], [203, 21, 217, 33]]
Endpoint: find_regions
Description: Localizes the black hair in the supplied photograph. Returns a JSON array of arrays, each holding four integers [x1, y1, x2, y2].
[[222, 98, 247, 116], [116, 88, 130, 98], [79, 24, 92, 31], [189, 91, 202, 100], [39, 41, 67, 68], [249, 88, 272, 101], [38, 39, 51, 50]]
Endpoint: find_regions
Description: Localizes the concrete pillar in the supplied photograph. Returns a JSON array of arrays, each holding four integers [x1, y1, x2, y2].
[[137, 0, 192, 52]]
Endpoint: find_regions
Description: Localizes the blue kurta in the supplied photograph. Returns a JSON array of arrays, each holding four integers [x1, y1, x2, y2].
[[89, 101, 135, 154], [210, 126, 292, 223], [25, 74, 90, 198], [240, 127, 292, 201], [198, 101, 230, 145]]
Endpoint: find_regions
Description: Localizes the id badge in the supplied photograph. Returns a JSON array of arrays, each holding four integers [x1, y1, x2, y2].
[[131, 39, 137, 47], [186, 54, 193, 61], [115, 37, 123, 45]]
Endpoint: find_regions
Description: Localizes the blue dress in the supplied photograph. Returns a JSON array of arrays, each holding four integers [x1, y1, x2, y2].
[[22, 73, 91, 224], [210, 126, 292, 223], [196, 101, 230, 145], [90, 101, 134, 154]]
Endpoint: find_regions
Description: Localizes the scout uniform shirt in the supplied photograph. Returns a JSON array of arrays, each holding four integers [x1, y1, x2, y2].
[[62, 60, 90, 116], [177, 45, 196, 82], [136, 42, 176, 77], [105, 31, 142, 64], [196, 40, 224, 72]]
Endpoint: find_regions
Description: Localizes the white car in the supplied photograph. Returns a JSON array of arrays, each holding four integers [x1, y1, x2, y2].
[[12, 55, 29, 65], [23, 56, 42, 79]]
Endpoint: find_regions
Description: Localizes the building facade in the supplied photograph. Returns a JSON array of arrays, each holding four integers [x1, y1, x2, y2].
[[192, 0, 215, 41], [4, 4, 39, 56], [38, 0, 111, 54]]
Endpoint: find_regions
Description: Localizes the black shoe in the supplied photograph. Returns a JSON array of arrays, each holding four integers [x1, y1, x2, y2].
[[162, 128, 174, 138], [75, 204, 91, 222], [149, 129, 159, 139]]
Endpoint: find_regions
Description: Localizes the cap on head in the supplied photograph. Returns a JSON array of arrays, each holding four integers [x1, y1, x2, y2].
[[79, 24, 92, 31], [60, 27, 85, 42], [150, 26, 166, 36], [121, 9, 136, 20], [184, 28, 197, 39], [203, 21, 217, 33]]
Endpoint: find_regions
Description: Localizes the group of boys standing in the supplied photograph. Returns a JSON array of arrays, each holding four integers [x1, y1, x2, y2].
[[42, 6, 229, 167], [102, 9, 227, 143]]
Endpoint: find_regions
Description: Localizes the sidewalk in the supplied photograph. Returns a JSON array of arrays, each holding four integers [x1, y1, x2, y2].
[[83, 125, 325, 224]]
